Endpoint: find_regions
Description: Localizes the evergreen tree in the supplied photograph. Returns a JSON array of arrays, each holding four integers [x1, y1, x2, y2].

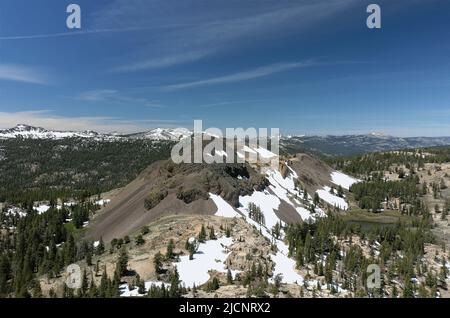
[[313, 193, 320, 206], [337, 185, 344, 198], [206, 277, 220, 292], [209, 227, 216, 240], [169, 268, 181, 298], [198, 225, 207, 243], [116, 247, 128, 277], [86, 249, 92, 266], [64, 234, 76, 265], [403, 279, 414, 298], [137, 281, 146, 295], [166, 239, 175, 260], [154, 252, 164, 274], [80, 270, 88, 297], [135, 235, 145, 246], [89, 278, 97, 297], [99, 269, 109, 297], [96, 237, 105, 255]]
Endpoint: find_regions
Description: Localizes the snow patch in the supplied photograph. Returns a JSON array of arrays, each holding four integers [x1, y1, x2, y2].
[[238, 191, 281, 230], [5, 207, 27, 218], [330, 171, 360, 190], [316, 186, 348, 210], [120, 281, 170, 297], [95, 199, 111, 206], [271, 241, 304, 285], [174, 236, 236, 288], [210, 193, 240, 218]]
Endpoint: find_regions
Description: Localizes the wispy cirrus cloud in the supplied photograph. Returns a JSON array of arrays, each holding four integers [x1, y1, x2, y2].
[[163, 61, 314, 90], [198, 99, 267, 108], [95, 0, 357, 71], [0, 24, 198, 41], [77, 89, 164, 108], [0, 63, 48, 85], [112, 50, 210, 72]]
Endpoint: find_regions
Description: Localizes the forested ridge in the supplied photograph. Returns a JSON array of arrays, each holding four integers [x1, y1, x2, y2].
[[329, 146, 450, 176], [0, 138, 173, 203]]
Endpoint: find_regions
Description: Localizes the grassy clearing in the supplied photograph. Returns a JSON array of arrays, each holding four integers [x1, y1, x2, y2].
[[340, 208, 412, 225]]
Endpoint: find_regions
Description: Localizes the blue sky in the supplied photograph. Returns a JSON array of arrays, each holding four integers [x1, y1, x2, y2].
[[0, 0, 449, 136]]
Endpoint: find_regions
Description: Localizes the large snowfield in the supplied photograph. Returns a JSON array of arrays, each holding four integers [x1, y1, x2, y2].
[[120, 236, 236, 294], [174, 236, 235, 288]]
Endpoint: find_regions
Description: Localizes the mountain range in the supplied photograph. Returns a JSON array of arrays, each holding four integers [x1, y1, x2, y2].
[[2, 124, 450, 156], [0, 124, 191, 142]]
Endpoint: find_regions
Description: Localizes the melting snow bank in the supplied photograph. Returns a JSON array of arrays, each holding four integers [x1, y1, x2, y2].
[[264, 168, 325, 223], [174, 236, 238, 288], [120, 281, 170, 297], [271, 241, 304, 285], [210, 193, 240, 218], [5, 207, 27, 217], [330, 171, 360, 190], [95, 199, 111, 206], [316, 186, 349, 210], [36, 199, 109, 215], [238, 190, 281, 230]]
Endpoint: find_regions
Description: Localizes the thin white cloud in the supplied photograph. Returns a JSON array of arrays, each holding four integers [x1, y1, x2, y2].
[[0, 64, 48, 85], [77, 89, 164, 108], [85, 0, 357, 72], [0, 111, 186, 134], [0, 24, 198, 41], [113, 50, 210, 72], [198, 99, 266, 108], [163, 62, 313, 90], [78, 89, 118, 101]]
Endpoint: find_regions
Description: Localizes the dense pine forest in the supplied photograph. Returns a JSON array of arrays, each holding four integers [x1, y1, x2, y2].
[[329, 146, 450, 176], [0, 138, 173, 203], [350, 175, 422, 212], [285, 214, 442, 298], [0, 202, 102, 297]]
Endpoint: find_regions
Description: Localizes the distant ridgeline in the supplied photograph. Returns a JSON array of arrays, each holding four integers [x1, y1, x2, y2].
[[281, 135, 450, 157]]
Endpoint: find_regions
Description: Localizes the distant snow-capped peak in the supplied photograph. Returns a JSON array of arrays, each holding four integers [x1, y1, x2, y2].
[[368, 132, 390, 138], [0, 124, 110, 140], [125, 127, 192, 141]]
